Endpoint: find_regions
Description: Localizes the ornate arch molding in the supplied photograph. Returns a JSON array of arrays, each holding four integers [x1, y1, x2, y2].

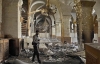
[[30, 1, 45, 12]]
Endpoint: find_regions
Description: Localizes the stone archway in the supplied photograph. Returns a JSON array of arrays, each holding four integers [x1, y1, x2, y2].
[[32, 11, 53, 38], [33, 11, 51, 33]]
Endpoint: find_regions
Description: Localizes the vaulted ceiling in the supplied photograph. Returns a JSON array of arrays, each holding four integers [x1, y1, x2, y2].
[[29, 0, 73, 16], [29, 0, 100, 21]]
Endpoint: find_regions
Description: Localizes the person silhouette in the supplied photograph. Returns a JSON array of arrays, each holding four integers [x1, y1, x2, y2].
[[32, 30, 41, 64]]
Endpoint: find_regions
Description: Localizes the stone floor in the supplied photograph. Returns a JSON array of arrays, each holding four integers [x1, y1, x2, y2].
[[1, 51, 85, 64], [0, 39, 86, 64]]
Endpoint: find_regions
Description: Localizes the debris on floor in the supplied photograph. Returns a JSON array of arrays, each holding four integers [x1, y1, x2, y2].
[[0, 39, 86, 64]]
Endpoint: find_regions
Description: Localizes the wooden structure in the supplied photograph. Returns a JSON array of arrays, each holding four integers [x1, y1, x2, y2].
[[0, 39, 9, 62], [85, 43, 100, 64]]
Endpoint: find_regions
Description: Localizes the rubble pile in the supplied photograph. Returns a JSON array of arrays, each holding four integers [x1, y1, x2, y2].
[[41, 42, 85, 64], [19, 40, 85, 64]]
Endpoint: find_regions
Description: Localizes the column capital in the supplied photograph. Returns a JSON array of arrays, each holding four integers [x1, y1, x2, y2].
[[80, 0, 96, 7]]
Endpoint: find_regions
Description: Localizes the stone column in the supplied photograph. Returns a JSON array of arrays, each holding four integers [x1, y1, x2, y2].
[[98, 19, 100, 43], [52, 23, 56, 38], [0, 0, 2, 37], [80, 0, 96, 43], [0, 0, 2, 23], [56, 22, 61, 41], [74, 0, 83, 50], [62, 15, 71, 43], [2, 0, 21, 38]]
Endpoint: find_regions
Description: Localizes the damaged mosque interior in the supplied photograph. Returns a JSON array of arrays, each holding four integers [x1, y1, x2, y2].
[[0, 0, 100, 64]]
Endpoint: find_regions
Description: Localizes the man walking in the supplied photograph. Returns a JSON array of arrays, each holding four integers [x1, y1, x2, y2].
[[32, 30, 41, 64]]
